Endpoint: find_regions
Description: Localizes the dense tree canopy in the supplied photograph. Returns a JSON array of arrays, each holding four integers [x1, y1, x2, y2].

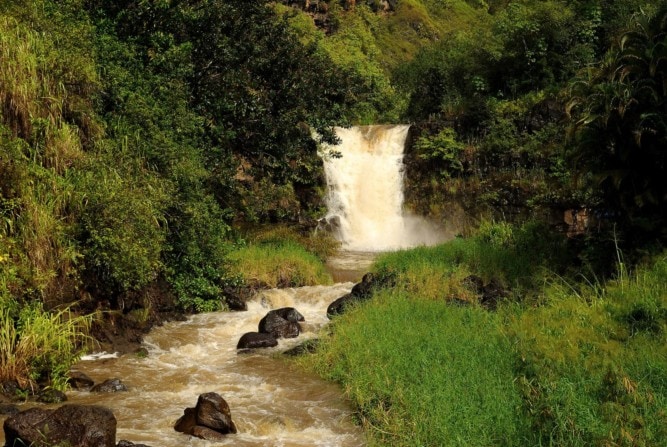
[[567, 5, 667, 233]]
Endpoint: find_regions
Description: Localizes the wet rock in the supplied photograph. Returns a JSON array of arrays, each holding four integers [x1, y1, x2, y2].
[[327, 272, 395, 318], [174, 392, 237, 440], [274, 307, 305, 322], [283, 339, 320, 357], [4, 404, 116, 447], [195, 392, 237, 432], [68, 371, 95, 390], [37, 388, 67, 404], [351, 272, 378, 298], [237, 332, 278, 350], [326, 293, 356, 318], [0, 403, 19, 416], [117, 441, 152, 447], [92, 378, 128, 393], [258, 308, 302, 339], [223, 286, 248, 311]]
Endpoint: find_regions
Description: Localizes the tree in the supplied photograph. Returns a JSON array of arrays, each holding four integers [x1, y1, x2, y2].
[[566, 5, 667, 232]]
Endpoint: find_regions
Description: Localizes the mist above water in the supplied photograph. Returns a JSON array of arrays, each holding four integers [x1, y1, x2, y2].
[[320, 125, 448, 252]]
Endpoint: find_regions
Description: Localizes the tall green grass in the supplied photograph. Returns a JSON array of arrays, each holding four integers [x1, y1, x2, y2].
[[227, 238, 333, 288], [0, 298, 92, 392], [304, 224, 666, 446], [509, 254, 667, 446], [372, 220, 571, 302], [309, 290, 529, 446]]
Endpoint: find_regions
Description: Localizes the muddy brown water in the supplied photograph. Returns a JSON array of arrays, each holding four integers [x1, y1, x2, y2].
[[1, 253, 377, 446]]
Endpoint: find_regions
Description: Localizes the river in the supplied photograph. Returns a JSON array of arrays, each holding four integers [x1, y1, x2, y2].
[[0, 254, 376, 447]]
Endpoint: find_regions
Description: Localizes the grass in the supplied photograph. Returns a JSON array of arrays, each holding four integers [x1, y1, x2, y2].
[[227, 227, 336, 288], [0, 298, 92, 392], [301, 224, 667, 446], [308, 290, 529, 446]]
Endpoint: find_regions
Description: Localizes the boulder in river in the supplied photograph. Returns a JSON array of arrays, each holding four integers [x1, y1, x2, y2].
[[37, 388, 67, 404], [237, 332, 278, 350], [3, 404, 117, 447], [117, 441, 153, 447], [91, 378, 128, 393], [68, 370, 95, 389], [258, 308, 303, 339], [327, 272, 394, 318], [174, 392, 237, 440]]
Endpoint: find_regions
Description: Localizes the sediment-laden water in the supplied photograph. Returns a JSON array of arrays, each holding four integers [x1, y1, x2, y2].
[[0, 283, 366, 447]]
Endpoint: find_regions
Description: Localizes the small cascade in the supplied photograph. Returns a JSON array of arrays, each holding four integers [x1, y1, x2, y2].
[[320, 125, 446, 251]]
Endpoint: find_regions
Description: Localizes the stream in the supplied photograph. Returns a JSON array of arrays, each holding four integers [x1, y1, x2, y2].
[[1, 125, 445, 445], [1, 254, 375, 447]]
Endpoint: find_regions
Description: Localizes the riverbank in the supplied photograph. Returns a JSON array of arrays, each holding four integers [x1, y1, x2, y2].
[[302, 223, 667, 446]]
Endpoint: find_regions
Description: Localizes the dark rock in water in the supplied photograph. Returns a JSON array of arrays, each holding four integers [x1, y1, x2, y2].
[[92, 378, 128, 393], [191, 425, 229, 441], [351, 272, 377, 298], [283, 339, 320, 357], [4, 404, 116, 447], [195, 392, 236, 432], [258, 309, 302, 339], [174, 392, 237, 440], [328, 271, 397, 318], [237, 332, 278, 350], [223, 286, 248, 311], [174, 407, 197, 434], [0, 403, 19, 415], [117, 441, 152, 447], [37, 388, 67, 404], [327, 293, 355, 318], [68, 370, 95, 389], [273, 307, 305, 322]]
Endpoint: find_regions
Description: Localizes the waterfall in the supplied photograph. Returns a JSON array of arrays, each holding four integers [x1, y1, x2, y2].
[[320, 125, 446, 252]]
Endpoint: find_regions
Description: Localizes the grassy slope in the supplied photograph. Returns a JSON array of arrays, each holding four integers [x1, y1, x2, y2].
[[305, 230, 667, 446]]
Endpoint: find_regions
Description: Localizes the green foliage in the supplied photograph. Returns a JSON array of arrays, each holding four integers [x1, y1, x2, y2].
[[373, 220, 572, 299], [0, 298, 91, 391], [307, 236, 667, 446], [75, 154, 169, 292], [566, 5, 667, 233], [509, 253, 667, 445], [413, 128, 465, 179], [227, 238, 332, 288]]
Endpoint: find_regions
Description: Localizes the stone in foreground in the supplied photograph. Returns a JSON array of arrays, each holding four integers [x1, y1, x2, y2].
[[174, 392, 237, 440], [3, 404, 116, 447]]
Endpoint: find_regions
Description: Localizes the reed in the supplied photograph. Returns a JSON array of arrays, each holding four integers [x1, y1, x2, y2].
[[0, 299, 92, 391]]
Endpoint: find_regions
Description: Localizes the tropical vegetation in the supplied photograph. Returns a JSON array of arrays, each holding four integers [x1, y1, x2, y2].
[[0, 6, 666, 447]]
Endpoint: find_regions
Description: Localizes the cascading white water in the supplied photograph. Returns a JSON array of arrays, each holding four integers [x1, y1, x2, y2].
[[321, 125, 446, 251]]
